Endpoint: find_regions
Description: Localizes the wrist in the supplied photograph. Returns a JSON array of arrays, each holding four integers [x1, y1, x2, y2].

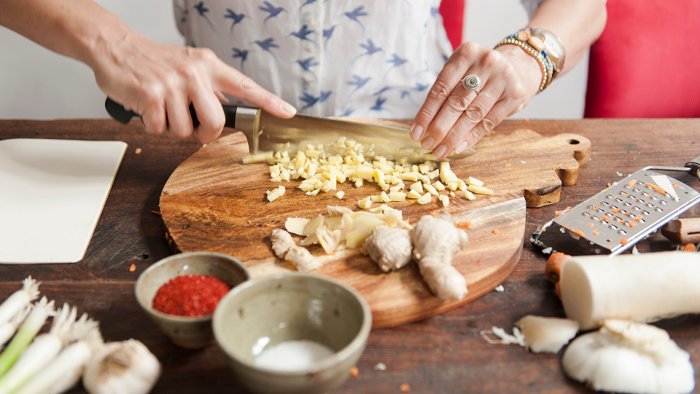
[[494, 45, 542, 97]]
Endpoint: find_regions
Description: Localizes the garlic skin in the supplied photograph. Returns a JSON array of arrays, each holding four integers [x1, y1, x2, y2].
[[83, 339, 161, 394], [562, 320, 694, 394], [515, 315, 579, 353]]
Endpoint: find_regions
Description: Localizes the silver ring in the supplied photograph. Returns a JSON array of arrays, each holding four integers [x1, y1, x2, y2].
[[462, 74, 481, 91]]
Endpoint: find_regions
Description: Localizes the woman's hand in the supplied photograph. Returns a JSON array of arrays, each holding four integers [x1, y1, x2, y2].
[[410, 42, 542, 159], [90, 34, 296, 144]]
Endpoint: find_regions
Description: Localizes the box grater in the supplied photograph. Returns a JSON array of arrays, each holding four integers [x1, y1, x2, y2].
[[532, 156, 700, 256]]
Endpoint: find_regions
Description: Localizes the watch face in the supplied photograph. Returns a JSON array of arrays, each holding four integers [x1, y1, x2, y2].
[[532, 28, 565, 71]]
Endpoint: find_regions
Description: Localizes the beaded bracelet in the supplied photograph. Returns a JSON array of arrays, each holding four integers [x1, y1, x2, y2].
[[494, 36, 554, 93]]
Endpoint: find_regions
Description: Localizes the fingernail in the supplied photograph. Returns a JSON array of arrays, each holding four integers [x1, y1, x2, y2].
[[281, 102, 297, 116], [410, 124, 424, 140], [455, 141, 470, 154], [434, 145, 447, 159], [422, 137, 435, 150]]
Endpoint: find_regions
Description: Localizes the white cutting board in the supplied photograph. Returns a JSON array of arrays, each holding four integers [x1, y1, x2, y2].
[[0, 139, 127, 263]]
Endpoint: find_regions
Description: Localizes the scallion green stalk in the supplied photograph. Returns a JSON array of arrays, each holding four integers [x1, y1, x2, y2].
[[0, 297, 53, 378]]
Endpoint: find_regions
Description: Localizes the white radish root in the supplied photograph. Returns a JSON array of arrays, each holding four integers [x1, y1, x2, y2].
[[560, 251, 700, 329]]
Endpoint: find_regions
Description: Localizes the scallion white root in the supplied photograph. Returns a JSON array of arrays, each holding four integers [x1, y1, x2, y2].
[[0, 277, 39, 325], [0, 303, 81, 392], [0, 297, 54, 377], [16, 315, 102, 394], [83, 339, 161, 394]]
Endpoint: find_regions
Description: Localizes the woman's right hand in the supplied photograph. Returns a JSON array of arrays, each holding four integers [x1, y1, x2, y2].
[[90, 34, 296, 144]]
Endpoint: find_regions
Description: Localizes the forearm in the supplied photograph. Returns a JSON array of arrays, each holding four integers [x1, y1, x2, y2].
[[0, 0, 138, 70], [528, 0, 607, 73]]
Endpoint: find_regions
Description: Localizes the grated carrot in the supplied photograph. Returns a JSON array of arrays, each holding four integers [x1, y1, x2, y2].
[[682, 244, 696, 252], [129, 263, 136, 272], [350, 367, 359, 377], [620, 238, 629, 246], [457, 221, 472, 229], [399, 383, 411, 392]]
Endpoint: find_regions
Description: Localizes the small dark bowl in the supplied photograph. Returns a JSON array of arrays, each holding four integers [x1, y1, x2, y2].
[[135, 252, 249, 349]]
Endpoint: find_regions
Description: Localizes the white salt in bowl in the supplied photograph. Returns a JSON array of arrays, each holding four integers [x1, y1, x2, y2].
[[213, 273, 372, 394]]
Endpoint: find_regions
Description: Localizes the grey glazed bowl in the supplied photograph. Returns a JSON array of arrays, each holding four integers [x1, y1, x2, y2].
[[213, 273, 372, 394], [135, 252, 250, 349]]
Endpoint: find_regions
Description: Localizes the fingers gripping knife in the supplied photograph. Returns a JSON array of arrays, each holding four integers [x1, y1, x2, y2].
[[532, 156, 700, 256]]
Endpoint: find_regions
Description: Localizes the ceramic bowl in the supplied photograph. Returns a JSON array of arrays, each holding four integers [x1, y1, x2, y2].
[[213, 273, 372, 394], [135, 251, 250, 349]]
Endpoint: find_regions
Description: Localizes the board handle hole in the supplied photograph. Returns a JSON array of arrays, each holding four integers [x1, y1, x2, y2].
[[568, 139, 580, 145]]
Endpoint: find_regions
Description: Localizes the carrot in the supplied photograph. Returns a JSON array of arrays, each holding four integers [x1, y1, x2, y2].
[[620, 238, 629, 246], [545, 252, 570, 284], [350, 366, 359, 377], [399, 383, 411, 392], [682, 244, 697, 252]]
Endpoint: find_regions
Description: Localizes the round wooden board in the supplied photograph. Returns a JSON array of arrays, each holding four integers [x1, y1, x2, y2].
[[160, 127, 589, 327]]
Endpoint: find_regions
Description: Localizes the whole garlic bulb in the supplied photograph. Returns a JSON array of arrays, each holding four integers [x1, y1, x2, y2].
[[562, 319, 694, 394], [83, 339, 160, 394]]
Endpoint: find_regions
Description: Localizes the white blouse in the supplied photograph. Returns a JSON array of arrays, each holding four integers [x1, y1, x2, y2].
[[173, 1, 536, 118]]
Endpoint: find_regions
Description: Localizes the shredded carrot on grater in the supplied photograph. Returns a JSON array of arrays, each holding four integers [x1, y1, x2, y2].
[[620, 238, 629, 246]]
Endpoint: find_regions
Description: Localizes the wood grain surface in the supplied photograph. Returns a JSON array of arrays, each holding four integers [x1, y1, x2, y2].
[[1, 119, 698, 394], [159, 127, 589, 327]]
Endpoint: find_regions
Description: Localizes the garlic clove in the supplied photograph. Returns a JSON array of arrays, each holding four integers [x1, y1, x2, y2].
[[515, 315, 578, 353]]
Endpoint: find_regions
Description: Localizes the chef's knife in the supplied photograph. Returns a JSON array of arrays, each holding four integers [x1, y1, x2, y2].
[[105, 98, 475, 162]]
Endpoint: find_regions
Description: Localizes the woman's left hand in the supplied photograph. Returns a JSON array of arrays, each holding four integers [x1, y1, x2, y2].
[[410, 42, 543, 159]]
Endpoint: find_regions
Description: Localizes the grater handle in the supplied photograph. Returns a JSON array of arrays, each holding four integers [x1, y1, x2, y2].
[[661, 218, 700, 244], [685, 155, 700, 181]]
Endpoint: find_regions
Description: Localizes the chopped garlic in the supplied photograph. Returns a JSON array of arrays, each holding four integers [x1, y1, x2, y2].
[[466, 176, 484, 187], [417, 193, 432, 205], [439, 195, 450, 207], [266, 186, 285, 202], [468, 184, 494, 195], [358, 197, 372, 209], [335, 191, 345, 199], [247, 138, 491, 208]]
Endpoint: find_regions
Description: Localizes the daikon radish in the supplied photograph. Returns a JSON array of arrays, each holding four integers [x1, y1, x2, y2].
[[560, 251, 700, 330]]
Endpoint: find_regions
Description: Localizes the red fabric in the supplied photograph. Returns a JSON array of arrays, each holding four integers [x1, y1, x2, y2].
[[585, 0, 700, 118], [439, 0, 465, 50]]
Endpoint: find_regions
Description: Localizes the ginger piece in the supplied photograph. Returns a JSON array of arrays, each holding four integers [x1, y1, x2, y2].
[[270, 228, 322, 272], [364, 226, 412, 272], [285, 245, 322, 272], [270, 229, 295, 258], [411, 211, 469, 301]]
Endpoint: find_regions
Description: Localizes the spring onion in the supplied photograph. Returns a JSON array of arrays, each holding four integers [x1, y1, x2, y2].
[[0, 277, 39, 326], [0, 303, 80, 392], [0, 306, 31, 350], [15, 315, 101, 394], [0, 297, 53, 377]]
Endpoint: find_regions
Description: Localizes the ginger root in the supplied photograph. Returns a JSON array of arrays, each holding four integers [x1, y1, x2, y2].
[[270, 228, 322, 272], [364, 226, 412, 272], [411, 211, 469, 300]]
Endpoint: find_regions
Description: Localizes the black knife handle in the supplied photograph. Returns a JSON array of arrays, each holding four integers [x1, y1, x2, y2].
[[105, 97, 238, 129]]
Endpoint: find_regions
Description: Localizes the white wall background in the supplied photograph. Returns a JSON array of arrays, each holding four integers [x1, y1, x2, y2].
[[0, 0, 587, 120]]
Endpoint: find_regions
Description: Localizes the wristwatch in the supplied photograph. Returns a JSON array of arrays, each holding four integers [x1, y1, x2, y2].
[[522, 27, 566, 78]]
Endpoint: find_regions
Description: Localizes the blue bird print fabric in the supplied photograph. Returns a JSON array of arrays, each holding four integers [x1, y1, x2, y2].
[[173, 1, 455, 118]]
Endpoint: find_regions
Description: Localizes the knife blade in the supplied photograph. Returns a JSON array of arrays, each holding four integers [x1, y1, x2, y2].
[[105, 98, 475, 161]]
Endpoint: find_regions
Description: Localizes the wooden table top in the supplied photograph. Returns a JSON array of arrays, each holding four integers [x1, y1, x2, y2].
[[1, 118, 699, 393]]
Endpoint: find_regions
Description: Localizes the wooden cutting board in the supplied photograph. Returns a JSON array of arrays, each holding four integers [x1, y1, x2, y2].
[[160, 127, 590, 327]]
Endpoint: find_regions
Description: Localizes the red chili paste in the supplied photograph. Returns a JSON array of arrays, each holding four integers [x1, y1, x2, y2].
[[152, 275, 231, 317]]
